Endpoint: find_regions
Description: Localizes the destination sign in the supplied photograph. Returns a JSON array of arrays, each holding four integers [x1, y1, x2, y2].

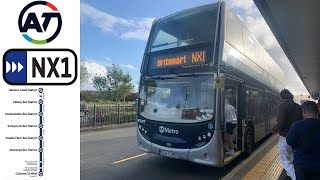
[[150, 50, 208, 69]]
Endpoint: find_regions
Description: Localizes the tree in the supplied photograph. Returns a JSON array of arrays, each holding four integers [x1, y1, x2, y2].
[[126, 92, 138, 101], [80, 61, 89, 89], [93, 64, 134, 102]]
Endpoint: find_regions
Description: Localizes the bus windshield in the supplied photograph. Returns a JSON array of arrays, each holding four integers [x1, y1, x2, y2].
[[139, 76, 215, 123], [149, 4, 219, 52]]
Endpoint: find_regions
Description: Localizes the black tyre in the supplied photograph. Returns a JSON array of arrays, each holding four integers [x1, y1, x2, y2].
[[244, 126, 254, 155]]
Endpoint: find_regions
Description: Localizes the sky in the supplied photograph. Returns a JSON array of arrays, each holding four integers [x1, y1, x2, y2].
[[80, 0, 309, 96]]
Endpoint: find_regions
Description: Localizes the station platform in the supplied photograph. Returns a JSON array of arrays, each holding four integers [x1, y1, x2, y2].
[[222, 135, 288, 180]]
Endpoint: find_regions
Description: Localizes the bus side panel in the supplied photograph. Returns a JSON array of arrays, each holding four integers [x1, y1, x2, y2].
[[268, 93, 280, 133], [223, 3, 284, 91], [244, 86, 265, 142], [221, 42, 281, 143]]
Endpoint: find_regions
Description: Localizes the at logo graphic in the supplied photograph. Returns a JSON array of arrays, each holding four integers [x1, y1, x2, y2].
[[159, 126, 179, 134], [159, 126, 165, 133], [18, 1, 62, 44]]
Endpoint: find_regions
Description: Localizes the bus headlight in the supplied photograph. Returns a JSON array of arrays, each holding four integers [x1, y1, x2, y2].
[[207, 132, 212, 137]]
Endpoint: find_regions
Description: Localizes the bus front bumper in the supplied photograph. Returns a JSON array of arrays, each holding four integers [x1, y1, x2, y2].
[[137, 130, 224, 167]]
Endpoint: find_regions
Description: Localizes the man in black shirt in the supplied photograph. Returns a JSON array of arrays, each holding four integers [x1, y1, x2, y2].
[[286, 101, 320, 180], [272, 89, 302, 180]]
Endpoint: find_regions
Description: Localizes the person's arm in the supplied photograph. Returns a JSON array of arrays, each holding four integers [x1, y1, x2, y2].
[[286, 122, 298, 149], [271, 103, 286, 134]]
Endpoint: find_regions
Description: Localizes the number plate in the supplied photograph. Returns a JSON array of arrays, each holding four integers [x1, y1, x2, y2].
[[161, 150, 177, 158]]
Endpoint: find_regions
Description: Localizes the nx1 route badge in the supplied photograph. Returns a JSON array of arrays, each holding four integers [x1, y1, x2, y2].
[[3, 49, 77, 85]]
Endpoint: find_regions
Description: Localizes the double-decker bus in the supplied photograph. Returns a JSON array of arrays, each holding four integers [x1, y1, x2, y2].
[[137, 1, 284, 167]]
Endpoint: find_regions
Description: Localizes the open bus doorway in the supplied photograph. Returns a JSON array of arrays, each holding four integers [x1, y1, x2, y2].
[[223, 79, 243, 161], [224, 86, 238, 156]]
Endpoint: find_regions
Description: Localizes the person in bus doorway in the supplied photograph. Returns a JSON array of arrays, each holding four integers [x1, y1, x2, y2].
[[272, 89, 303, 180], [224, 99, 237, 156], [286, 101, 320, 179]]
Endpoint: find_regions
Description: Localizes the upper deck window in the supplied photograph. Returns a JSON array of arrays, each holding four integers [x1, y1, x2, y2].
[[149, 5, 219, 52]]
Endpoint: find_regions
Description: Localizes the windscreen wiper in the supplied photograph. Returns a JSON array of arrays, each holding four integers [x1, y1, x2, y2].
[[152, 42, 174, 48], [175, 73, 206, 77], [150, 76, 176, 80]]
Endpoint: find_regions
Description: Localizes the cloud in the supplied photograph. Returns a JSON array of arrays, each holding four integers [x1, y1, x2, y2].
[[120, 64, 138, 71], [81, 59, 139, 90], [229, 0, 254, 11], [81, 61, 107, 90], [105, 57, 112, 62], [83, 61, 107, 76], [81, 3, 155, 41]]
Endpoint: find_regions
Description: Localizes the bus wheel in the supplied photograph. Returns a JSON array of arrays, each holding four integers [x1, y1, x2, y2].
[[244, 126, 254, 156]]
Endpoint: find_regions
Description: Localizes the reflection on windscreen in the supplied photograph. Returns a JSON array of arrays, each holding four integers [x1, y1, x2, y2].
[[149, 4, 218, 52], [139, 76, 215, 123]]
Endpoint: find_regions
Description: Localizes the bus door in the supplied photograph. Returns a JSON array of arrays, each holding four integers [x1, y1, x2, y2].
[[223, 77, 243, 154]]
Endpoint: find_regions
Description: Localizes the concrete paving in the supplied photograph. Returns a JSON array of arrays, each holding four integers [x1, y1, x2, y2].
[[81, 127, 281, 180]]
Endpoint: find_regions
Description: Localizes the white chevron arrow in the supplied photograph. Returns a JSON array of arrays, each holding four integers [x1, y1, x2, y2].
[[6, 61, 10, 73], [12, 62, 16, 72], [18, 62, 23, 72]]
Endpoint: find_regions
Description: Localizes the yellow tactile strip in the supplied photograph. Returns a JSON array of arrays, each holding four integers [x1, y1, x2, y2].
[[242, 145, 283, 180]]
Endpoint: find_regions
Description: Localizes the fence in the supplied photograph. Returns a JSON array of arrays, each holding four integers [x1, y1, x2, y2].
[[80, 104, 137, 127]]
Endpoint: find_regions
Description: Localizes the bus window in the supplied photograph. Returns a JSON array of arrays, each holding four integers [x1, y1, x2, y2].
[[149, 5, 218, 52], [246, 88, 265, 141], [226, 10, 244, 53], [139, 76, 215, 123]]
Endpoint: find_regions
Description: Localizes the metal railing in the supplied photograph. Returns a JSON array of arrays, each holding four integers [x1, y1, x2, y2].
[[80, 104, 137, 127]]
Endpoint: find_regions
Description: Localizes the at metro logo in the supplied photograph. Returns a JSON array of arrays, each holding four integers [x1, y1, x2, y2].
[[159, 126, 179, 134], [18, 1, 62, 44]]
